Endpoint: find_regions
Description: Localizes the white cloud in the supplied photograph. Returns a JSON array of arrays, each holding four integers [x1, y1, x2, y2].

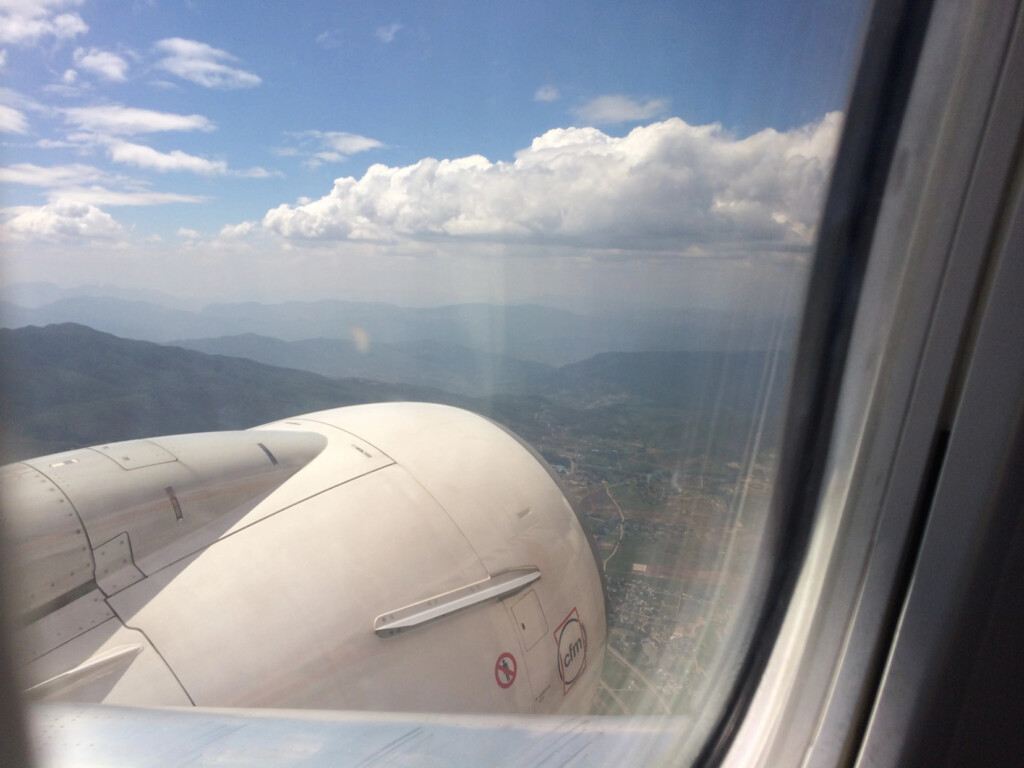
[[284, 130, 383, 167], [0, 162, 109, 186], [0, 0, 87, 46], [64, 105, 215, 135], [1, 161, 207, 210], [263, 113, 842, 253], [375, 23, 401, 43], [312, 151, 343, 164], [44, 81, 90, 98], [219, 221, 255, 238], [107, 141, 228, 174], [177, 227, 200, 238], [153, 38, 261, 89], [1, 200, 121, 240], [0, 86, 41, 109], [73, 47, 129, 81], [315, 29, 342, 49], [0, 88, 44, 132], [534, 85, 560, 102], [0, 104, 28, 133], [234, 166, 276, 178], [0, 49, 6, 69], [47, 187, 207, 206], [35, 138, 76, 148], [61, 67, 77, 83], [320, 132, 383, 154], [103, 140, 275, 178], [207, 220, 261, 253], [574, 95, 669, 125]]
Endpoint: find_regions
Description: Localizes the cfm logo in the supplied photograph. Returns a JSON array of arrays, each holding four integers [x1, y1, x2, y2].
[[555, 607, 587, 695]]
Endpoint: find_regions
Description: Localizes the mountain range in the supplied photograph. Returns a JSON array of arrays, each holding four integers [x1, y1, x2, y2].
[[0, 295, 796, 367], [169, 334, 552, 397], [0, 323, 789, 464]]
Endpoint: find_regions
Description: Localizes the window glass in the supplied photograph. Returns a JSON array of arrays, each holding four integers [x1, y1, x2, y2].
[[0, 0, 870, 756]]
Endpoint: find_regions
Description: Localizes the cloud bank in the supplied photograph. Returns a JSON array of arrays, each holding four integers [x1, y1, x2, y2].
[[1, 199, 122, 240], [263, 113, 841, 253]]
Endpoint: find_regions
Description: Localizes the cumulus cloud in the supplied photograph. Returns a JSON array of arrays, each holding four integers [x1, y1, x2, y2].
[[263, 113, 842, 253], [154, 38, 261, 89], [1, 200, 122, 240], [177, 227, 199, 238], [0, 49, 6, 69], [534, 85, 560, 102], [0, 103, 28, 133], [574, 95, 669, 125], [73, 47, 129, 81], [375, 23, 401, 43], [0, 0, 87, 46], [64, 105, 215, 135]]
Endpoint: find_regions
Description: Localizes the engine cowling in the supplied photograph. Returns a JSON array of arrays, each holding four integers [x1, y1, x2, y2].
[[3, 403, 607, 714]]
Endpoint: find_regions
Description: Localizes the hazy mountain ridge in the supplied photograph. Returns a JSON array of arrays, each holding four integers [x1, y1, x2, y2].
[[168, 334, 553, 397], [0, 324, 465, 462], [0, 296, 796, 366], [0, 324, 789, 464], [549, 349, 790, 409], [0, 282, 200, 310]]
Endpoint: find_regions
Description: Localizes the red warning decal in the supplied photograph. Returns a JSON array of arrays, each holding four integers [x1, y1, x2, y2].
[[555, 607, 587, 695], [495, 652, 517, 689]]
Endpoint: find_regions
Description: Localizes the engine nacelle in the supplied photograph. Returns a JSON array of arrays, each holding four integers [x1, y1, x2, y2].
[[2, 403, 606, 714]]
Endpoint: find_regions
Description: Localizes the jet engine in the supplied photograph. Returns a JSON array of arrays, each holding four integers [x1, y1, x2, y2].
[[2, 403, 607, 714]]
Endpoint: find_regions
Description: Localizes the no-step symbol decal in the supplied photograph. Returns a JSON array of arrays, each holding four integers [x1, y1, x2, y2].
[[495, 652, 517, 689]]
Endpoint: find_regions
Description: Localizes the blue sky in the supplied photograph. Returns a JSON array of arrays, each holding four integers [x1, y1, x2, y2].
[[1, 0, 869, 307]]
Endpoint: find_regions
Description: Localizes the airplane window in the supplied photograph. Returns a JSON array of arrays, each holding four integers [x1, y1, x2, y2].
[[0, 0, 872, 763]]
